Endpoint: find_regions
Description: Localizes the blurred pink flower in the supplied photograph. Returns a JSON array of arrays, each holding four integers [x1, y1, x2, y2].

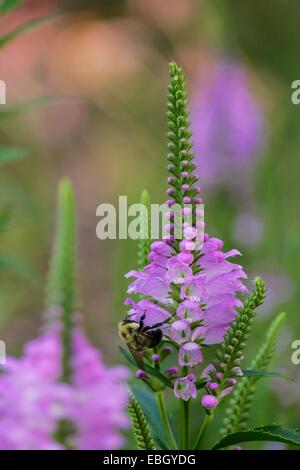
[[191, 59, 264, 190], [0, 324, 129, 450], [234, 212, 264, 247]]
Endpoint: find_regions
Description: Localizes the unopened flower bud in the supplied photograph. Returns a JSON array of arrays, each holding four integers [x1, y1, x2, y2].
[[209, 382, 219, 391], [151, 354, 160, 363], [136, 370, 149, 380], [201, 395, 218, 410], [166, 367, 179, 377]]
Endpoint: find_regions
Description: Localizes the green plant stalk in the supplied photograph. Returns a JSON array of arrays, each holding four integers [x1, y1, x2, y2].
[[180, 399, 190, 449], [46, 179, 77, 383], [156, 391, 178, 449], [193, 411, 215, 450], [138, 189, 151, 270]]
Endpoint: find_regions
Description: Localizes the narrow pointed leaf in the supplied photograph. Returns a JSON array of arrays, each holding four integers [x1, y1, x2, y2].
[[242, 369, 292, 380], [0, 11, 61, 48], [0, 96, 63, 118], [0, 0, 21, 14], [0, 253, 38, 283], [0, 147, 27, 165], [130, 385, 169, 450], [119, 346, 173, 388], [213, 426, 300, 449]]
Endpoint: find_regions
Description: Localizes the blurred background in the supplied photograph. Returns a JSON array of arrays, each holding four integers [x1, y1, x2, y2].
[[0, 0, 300, 444]]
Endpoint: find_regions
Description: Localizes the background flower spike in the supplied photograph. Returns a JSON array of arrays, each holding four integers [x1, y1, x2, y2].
[[46, 178, 78, 383], [221, 311, 286, 437]]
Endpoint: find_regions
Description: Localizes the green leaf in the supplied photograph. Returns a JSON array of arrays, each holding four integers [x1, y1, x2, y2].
[[0, 147, 27, 165], [213, 426, 300, 449], [128, 390, 157, 450], [0, 11, 61, 48], [119, 346, 173, 389], [130, 385, 169, 450], [0, 203, 13, 231], [0, 0, 21, 14], [242, 369, 292, 380], [0, 96, 64, 118], [0, 253, 38, 283]]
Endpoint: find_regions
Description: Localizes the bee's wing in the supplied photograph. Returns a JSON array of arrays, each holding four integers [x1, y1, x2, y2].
[[127, 343, 145, 369]]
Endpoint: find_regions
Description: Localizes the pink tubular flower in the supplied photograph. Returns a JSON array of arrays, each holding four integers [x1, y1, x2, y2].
[[166, 257, 193, 285], [177, 300, 203, 323], [124, 298, 171, 327], [174, 374, 197, 401], [180, 274, 206, 303], [0, 326, 129, 450], [168, 320, 192, 345]]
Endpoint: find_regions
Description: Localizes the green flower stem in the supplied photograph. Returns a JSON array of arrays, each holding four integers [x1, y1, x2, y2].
[[193, 412, 215, 450], [180, 399, 190, 449], [156, 391, 178, 449]]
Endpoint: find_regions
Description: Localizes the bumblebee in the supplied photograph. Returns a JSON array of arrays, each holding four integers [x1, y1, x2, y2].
[[119, 312, 175, 368]]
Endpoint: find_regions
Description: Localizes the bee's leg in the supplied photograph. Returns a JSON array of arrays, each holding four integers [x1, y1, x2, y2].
[[143, 312, 176, 332], [143, 320, 166, 332], [138, 313, 146, 330]]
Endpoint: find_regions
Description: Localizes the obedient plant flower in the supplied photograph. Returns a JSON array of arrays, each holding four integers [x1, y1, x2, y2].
[[0, 327, 68, 450], [0, 180, 129, 450], [191, 59, 264, 190], [121, 62, 295, 452], [174, 374, 197, 401], [125, 63, 249, 406]]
